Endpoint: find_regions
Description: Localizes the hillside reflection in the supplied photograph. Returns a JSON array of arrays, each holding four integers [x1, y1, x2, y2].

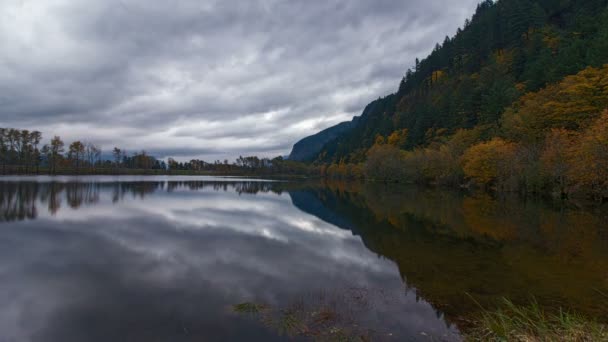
[[289, 181, 608, 327]]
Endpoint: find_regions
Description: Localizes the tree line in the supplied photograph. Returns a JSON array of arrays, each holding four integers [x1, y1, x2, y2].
[[0, 130, 318, 176], [0, 128, 43, 173], [296, 0, 608, 201], [322, 65, 608, 201], [0, 131, 169, 174], [165, 155, 319, 177]]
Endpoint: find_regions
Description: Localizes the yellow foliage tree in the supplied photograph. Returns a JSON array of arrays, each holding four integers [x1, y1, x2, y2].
[[374, 134, 386, 145], [503, 65, 608, 142], [387, 129, 408, 147], [462, 138, 519, 187]]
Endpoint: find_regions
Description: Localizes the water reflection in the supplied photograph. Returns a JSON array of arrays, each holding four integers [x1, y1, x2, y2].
[[0, 177, 606, 340], [290, 182, 608, 327], [0, 177, 458, 341], [0, 180, 284, 222]]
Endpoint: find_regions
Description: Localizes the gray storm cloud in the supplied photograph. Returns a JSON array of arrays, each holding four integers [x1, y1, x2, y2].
[[0, 0, 480, 160]]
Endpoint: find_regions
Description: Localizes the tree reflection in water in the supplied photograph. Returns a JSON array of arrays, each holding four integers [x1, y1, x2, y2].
[[289, 181, 608, 328], [0, 180, 283, 221]]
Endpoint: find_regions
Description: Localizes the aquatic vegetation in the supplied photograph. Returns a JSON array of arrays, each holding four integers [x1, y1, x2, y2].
[[232, 302, 269, 314], [233, 287, 398, 341]]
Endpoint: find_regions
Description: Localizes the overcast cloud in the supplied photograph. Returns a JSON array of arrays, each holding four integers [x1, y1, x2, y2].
[[0, 0, 480, 161]]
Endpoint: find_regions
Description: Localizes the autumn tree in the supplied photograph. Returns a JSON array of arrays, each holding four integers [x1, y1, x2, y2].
[[364, 144, 405, 181], [540, 129, 576, 196], [569, 110, 608, 199], [387, 129, 409, 147], [167, 157, 178, 171], [133, 150, 153, 169], [462, 138, 519, 189], [503, 65, 608, 143]]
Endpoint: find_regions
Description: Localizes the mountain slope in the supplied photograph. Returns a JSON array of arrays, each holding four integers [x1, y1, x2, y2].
[[298, 0, 608, 164], [288, 118, 358, 162]]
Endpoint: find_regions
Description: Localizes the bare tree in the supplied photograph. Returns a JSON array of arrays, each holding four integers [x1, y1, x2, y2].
[[85, 142, 93, 168], [112, 147, 122, 171], [84, 142, 102, 171], [93, 145, 101, 167]]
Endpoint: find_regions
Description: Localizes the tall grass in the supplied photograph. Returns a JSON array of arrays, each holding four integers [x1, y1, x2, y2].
[[466, 298, 608, 341]]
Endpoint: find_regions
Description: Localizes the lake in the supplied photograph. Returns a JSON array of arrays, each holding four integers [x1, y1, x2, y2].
[[0, 176, 607, 341]]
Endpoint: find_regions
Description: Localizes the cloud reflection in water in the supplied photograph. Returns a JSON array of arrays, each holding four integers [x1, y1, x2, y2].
[[0, 177, 458, 341]]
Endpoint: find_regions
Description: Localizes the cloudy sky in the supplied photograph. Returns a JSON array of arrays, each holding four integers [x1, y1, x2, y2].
[[0, 0, 480, 161]]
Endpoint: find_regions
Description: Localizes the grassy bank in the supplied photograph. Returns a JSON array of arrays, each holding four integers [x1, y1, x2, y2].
[[466, 298, 608, 341]]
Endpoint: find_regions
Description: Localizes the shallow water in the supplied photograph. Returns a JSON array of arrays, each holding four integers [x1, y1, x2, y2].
[[0, 176, 606, 341]]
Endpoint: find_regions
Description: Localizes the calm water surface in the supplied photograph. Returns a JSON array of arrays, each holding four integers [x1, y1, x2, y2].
[[0, 176, 607, 341]]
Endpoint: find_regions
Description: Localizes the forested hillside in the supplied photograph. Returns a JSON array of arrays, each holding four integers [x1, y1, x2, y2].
[[298, 0, 608, 198], [289, 117, 358, 161]]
